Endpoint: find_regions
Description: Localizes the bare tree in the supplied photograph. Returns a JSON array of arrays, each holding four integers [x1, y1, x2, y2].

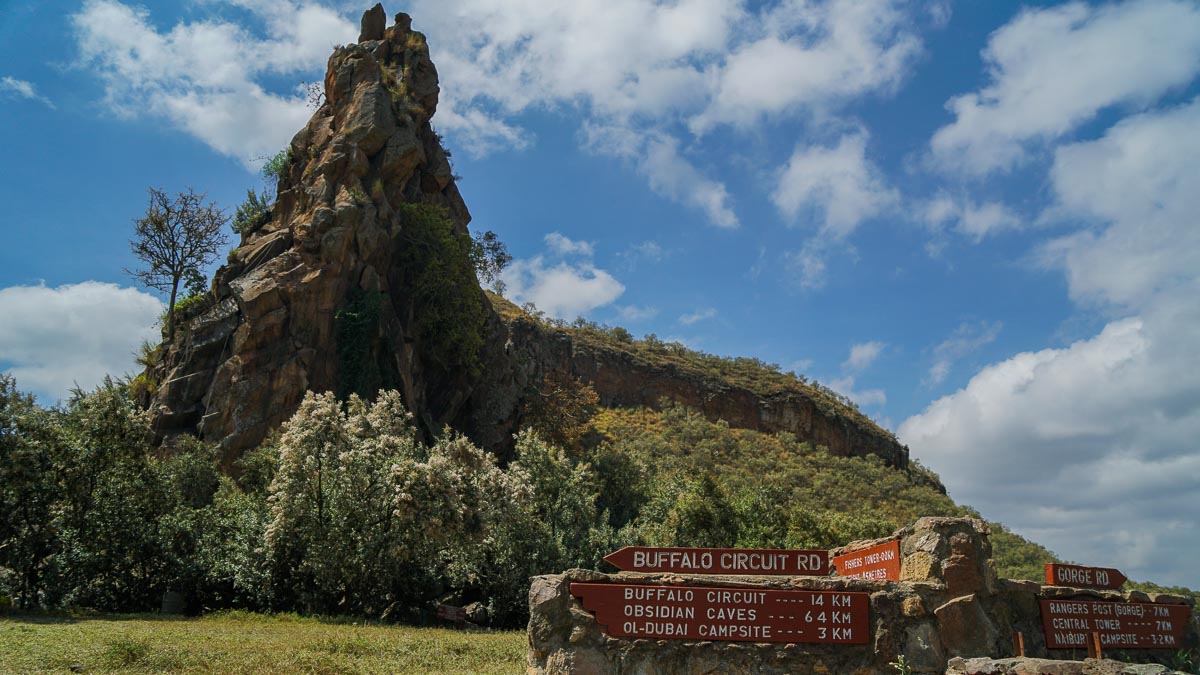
[[125, 187, 228, 342]]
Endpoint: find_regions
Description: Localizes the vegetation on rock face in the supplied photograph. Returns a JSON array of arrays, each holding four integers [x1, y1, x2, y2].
[[394, 204, 487, 376], [231, 189, 271, 236], [333, 289, 390, 401]]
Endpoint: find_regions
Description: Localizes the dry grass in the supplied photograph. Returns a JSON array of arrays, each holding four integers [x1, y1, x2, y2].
[[0, 610, 525, 674]]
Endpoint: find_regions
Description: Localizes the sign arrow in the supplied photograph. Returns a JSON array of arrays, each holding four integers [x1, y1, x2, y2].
[[603, 546, 830, 576], [1044, 563, 1128, 590]]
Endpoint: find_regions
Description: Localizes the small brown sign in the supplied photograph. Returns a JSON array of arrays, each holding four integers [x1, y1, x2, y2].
[[1040, 599, 1190, 649], [603, 547, 830, 576], [570, 583, 869, 644], [436, 603, 466, 625], [1044, 563, 1127, 590], [832, 539, 900, 581]]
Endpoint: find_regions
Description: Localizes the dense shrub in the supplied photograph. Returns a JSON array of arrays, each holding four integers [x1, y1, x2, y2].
[[5, 376, 1187, 625]]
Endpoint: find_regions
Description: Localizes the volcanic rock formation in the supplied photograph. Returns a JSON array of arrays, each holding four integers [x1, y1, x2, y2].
[[148, 4, 910, 470]]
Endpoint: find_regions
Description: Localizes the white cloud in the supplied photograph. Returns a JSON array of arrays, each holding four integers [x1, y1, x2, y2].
[[617, 305, 659, 322], [900, 297, 1200, 586], [922, 194, 1023, 242], [1040, 98, 1200, 309], [582, 123, 739, 228], [926, 321, 1001, 385], [691, 0, 922, 131], [843, 340, 885, 371], [1, 76, 55, 108], [71, 0, 356, 167], [404, 0, 933, 227], [930, 0, 1200, 174], [773, 132, 897, 238], [0, 282, 163, 403], [829, 375, 886, 407], [544, 232, 594, 257], [502, 257, 624, 320], [638, 134, 740, 229], [902, 96, 1200, 587], [679, 307, 717, 325]]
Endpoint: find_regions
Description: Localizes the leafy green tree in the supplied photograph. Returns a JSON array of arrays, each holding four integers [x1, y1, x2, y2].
[[53, 380, 173, 610], [470, 230, 511, 293], [125, 187, 228, 342], [0, 376, 59, 608], [265, 390, 517, 617], [522, 372, 599, 451]]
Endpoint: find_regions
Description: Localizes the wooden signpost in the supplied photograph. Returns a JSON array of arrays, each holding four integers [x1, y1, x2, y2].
[[1039, 599, 1190, 649], [603, 547, 830, 576], [1044, 563, 1127, 590], [435, 603, 466, 627], [570, 583, 869, 644], [831, 539, 900, 581]]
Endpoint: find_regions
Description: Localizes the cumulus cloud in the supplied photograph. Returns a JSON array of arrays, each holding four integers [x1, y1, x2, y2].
[[691, 0, 922, 131], [583, 124, 740, 229], [843, 340, 885, 371], [1, 76, 55, 108], [405, 0, 932, 226], [930, 0, 1200, 175], [922, 194, 1023, 242], [544, 232, 594, 257], [502, 235, 624, 320], [926, 321, 1001, 385], [1040, 98, 1200, 309], [773, 132, 897, 238], [902, 98, 1200, 586], [679, 307, 717, 326], [502, 258, 624, 320], [0, 282, 163, 403], [900, 300, 1200, 585], [71, 0, 356, 167]]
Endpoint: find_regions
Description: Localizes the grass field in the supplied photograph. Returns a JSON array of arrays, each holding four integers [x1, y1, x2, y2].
[[0, 611, 526, 673]]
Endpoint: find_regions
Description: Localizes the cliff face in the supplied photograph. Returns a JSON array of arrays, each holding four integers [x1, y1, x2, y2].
[[149, 4, 907, 470], [149, 6, 515, 461], [496, 316, 909, 469]]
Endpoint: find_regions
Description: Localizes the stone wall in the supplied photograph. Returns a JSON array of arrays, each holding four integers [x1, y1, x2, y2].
[[527, 518, 1197, 674]]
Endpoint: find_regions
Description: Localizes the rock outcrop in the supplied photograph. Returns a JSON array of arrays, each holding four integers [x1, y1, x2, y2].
[[148, 6, 514, 461], [147, 4, 911, 470], [500, 315, 910, 467]]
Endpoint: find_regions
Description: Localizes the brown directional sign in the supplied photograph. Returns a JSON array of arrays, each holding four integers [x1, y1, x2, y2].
[[435, 603, 466, 625], [1044, 563, 1127, 590], [570, 583, 869, 644], [832, 539, 900, 581], [603, 547, 830, 576], [1040, 599, 1190, 649]]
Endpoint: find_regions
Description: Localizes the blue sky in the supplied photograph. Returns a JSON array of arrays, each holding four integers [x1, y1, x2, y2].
[[1, 0, 1198, 587]]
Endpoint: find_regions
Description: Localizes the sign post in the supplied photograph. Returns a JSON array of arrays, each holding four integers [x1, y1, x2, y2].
[[831, 540, 900, 581], [570, 583, 869, 644], [603, 546, 830, 576], [1039, 599, 1189, 649], [1044, 563, 1127, 590]]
